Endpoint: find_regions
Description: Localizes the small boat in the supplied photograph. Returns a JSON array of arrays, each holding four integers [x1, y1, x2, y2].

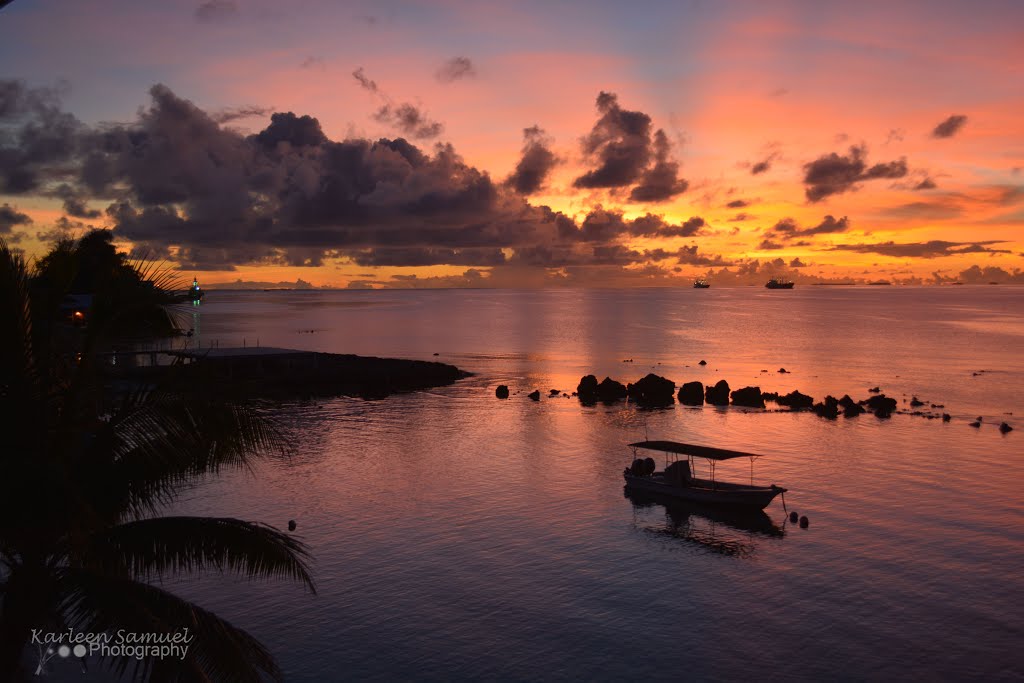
[[765, 277, 794, 289], [693, 278, 710, 289], [623, 440, 787, 510]]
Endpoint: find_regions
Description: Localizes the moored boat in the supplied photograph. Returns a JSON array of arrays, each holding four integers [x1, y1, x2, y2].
[[189, 276, 205, 302], [623, 440, 787, 510], [765, 277, 794, 289], [693, 278, 710, 289]]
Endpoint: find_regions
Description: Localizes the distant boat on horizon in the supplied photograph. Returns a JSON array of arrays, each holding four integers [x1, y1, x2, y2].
[[868, 280, 892, 286], [765, 277, 795, 289], [693, 278, 710, 289]]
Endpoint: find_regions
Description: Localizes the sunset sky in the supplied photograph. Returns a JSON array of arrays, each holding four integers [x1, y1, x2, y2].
[[1, 0, 1022, 287]]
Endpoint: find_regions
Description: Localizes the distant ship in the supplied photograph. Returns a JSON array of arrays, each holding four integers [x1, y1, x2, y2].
[[189, 277, 205, 302], [765, 278, 794, 289], [868, 280, 892, 286], [693, 279, 710, 289]]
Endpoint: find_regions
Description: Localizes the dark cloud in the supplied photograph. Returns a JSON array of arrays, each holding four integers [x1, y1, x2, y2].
[[769, 214, 850, 239], [931, 115, 968, 139], [3, 83, 723, 274], [576, 209, 704, 242], [574, 92, 652, 189], [254, 111, 328, 148], [914, 177, 937, 190], [0, 79, 82, 194], [758, 240, 783, 250], [829, 240, 1010, 258], [373, 103, 443, 140], [803, 145, 907, 202], [61, 194, 101, 219], [195, 0, 237, 23], [212, 106, 272, 124], [885, 128, 906, 145], [352, 67, 378, 94], [506, 126, 557, 195], [629, 129, 688, 202], [300, 57, 326, 70], [956, 265, 1024, 284], [726, 199, 748, 208], [0, 203, 32, 233], [789, 258, 807, 268], [436, 57, 476, 83], [673, 245, 732, 266], [728, 213, 751, 222], [348, 247, 505, 267], [353, 68, 443, 139], [750, 151, 780, 175]]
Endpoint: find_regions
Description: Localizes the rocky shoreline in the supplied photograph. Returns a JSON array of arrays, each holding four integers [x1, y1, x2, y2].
[[498, 370, 1014, 433]]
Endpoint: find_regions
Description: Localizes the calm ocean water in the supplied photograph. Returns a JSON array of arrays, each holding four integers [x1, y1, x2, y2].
[[68, 287, 1024, 680]]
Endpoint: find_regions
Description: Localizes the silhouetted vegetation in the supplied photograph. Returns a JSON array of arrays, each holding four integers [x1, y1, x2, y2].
[[0, 238, 315, 680], [30, 229, 180, 339]]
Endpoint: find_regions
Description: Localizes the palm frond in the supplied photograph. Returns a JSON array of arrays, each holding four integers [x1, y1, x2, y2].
[[59, 570, 284, 682], [82, 516, 315, 592], [84, 395, 289, 518]]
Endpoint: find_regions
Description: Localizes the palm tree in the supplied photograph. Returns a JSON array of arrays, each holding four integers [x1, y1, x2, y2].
[[0, 238, 315, 681]]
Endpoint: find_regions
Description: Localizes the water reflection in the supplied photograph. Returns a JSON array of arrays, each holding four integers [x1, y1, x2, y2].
[[625, 489, 785, 557]]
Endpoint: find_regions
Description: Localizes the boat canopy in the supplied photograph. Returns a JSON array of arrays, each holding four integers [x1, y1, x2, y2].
[[628, 440, 765, 461]]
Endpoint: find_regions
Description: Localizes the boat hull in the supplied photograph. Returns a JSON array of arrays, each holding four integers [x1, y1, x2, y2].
[[624, 474, 785, 509]]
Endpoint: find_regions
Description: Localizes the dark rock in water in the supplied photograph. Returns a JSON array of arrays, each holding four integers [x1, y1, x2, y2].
[[838, 394, 857, 409], [705, 379, 731, 406], [863, 395, 898, 413], [942, 413, 951, 422], [799, 516, 809, 528], [910, 396, 925, 407], [698, 360, 707, 366], [731, 386, 766, 409], [776, 390, 814, 411], [813, 396, 840, 419], [969, 421, 981, 428], [576, 374, 599, 402], [761, 391, 780, 402], [778, 368, 789, 374], [761, 369, 769, 373], [999, 422, 1013, 433], [678, 381, 705, 406], [597, 376, 628, 402], [627, 373, 676, 405], [843, 402, 865, 417], [549, 389, 560, 396], [288, 520, 296, 531], [976, 416, 983, 422], [495, 385, 510, 399], [433, 352, 439, 356], [789, 511, 799, 523], [528, 390, 540, 401], [868, 386, 881, 393], [875, 408, 892, 419]]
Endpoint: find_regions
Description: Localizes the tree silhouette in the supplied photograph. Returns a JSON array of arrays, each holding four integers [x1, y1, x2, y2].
[[0, 238, 315, 680]]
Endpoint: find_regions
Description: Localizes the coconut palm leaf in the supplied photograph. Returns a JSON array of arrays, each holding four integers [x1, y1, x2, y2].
[[60, 570, 283, 682], [80, 396, 289, 520], [82, 516, 315, 591]]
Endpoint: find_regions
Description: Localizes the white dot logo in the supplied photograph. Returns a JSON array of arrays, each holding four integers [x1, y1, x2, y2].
[[73, 644, 87, 658], [57, 645, 70, 658]]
